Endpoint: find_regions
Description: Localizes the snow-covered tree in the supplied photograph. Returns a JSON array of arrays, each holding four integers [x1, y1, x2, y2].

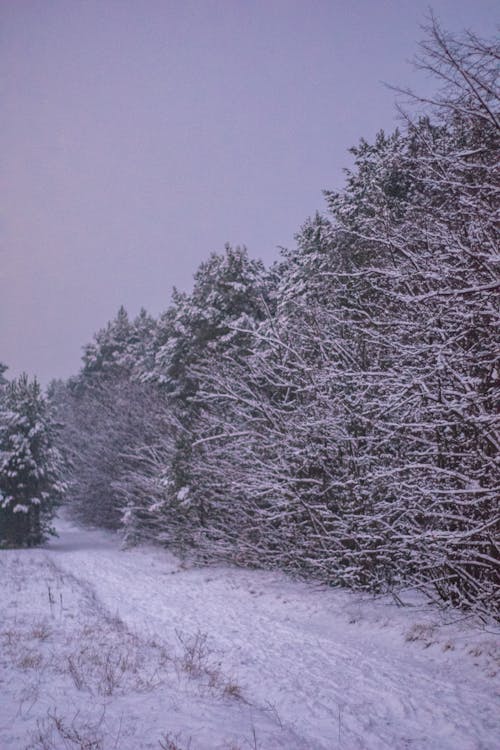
[[49, 19, 499, 617], [323, 17, 500, 611], [0, 373, 65, 547], [52, 306, 164, 531], [175, 19, 499, 614], [144, 245, 272, 546]]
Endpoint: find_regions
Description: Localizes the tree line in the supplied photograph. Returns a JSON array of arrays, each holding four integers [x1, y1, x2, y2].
[[2, 20, 498, 618]]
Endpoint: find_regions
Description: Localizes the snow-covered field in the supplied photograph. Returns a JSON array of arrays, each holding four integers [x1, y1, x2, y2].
[[1, 517, 498, 749]]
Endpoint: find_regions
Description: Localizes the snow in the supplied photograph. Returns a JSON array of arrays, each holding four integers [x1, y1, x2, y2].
[[1, 515, 498, 749], [13, 503, 29, 513]]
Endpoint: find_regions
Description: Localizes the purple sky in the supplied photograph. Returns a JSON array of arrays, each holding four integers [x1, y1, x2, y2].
[[2, 0, 498, 385]]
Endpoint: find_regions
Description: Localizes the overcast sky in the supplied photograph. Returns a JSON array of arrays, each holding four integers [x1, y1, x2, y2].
[[1, 0, 498, 385]]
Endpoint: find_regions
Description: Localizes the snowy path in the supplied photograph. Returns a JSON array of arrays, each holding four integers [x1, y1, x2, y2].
[[37, 517, 500, 750]]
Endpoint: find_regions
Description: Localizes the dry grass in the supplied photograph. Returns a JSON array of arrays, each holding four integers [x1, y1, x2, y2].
[[1, 553, 246, 750], [31, 619, 53, 641], [26, 710, 106, 750], [174, 628, 243, 701], [159, 732, 192, 750], [17, 648, 44, 671], [405, 622, 437, 646]]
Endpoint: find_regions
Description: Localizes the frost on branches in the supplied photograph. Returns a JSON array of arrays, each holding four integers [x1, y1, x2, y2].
[[184, 20, 499, 614], [49, 20, 499, 618], [0, 372, 65, 547]]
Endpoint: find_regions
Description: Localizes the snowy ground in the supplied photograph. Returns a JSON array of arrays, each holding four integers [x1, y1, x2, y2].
[[1, 516, 498, 749]]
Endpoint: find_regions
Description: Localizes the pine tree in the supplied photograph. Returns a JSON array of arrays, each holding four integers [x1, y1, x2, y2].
[[146, 245, 271, 547], [0, 373, 65, 546]]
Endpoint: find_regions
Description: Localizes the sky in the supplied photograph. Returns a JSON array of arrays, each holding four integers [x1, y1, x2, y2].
[[1, 0, 498, 385]]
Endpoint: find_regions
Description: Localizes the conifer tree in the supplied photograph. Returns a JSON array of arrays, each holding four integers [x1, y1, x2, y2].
[[0, 373, 64, 546]]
